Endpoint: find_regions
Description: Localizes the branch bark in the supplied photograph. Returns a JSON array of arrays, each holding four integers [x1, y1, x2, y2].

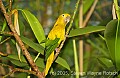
[[83, 0, 98, 27]]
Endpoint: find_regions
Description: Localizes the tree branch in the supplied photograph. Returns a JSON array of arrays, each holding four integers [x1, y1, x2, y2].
[[0, 1, 44, 78], [0, 63, 37, 77], [0, 31, 13, 36], [83, 0, 98, 27]]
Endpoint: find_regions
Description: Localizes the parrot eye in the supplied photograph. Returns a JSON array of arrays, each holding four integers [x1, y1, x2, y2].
[[62, 14, 64, 17]]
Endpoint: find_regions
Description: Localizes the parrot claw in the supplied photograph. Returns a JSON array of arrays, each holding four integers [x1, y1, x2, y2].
[[65, 34, 69, 37], [55, 48, 60, 53]]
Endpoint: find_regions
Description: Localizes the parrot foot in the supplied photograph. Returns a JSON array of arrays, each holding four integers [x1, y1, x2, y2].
[[55, 48, 60, 53], [65, 34, 69, 37]]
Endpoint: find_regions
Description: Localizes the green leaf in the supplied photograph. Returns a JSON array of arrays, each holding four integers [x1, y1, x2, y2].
[[55, 56, 70, 70], [87, 39, 108, 57], [15, 72, 28, 78], [104, 19, 120, 71], [45, 38, 59, 60], [83, 0, 94, 15], [21, 9, 46, 47], [45, 44, 58, 61], [7, 54, 28, 67], [18, 19, 25, 35], [69, 26, 105, 37], [21, 36, 44, 55], [45, 38, 60, 47], [7, 54, 45, 69], [115, 20, 120, 70], [10, 59, 28, 67], [104, 19, 117, 62], [0, 19, 7, 41], [98, 57, 113, 68]]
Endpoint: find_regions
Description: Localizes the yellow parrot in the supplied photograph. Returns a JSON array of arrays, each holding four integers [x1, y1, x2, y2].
[[45, 14, 71, 76]]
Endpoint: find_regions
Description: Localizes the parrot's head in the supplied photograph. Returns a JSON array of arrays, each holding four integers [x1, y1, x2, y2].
[[58, 14, 71, 25]]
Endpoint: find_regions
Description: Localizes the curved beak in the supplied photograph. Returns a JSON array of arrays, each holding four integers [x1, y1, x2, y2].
[[65, 15, 71, 24]]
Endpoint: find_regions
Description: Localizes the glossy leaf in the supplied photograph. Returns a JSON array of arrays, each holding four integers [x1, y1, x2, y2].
[[7, 54, 45, 68], [55, 56, 70, 70], [21, 9, 46, 47], [10, 59, 28, 67], [98, 57, 113, 68], [0, 20, 7, 41], [19, 19, 25, 35], [7, 54, 28, 67], [104, 20, 117, 62], [69, 26, 105, 37], [15, 73, 27, 78], [45, 38, 59, 61], [21, 36, 44, 55], [45, 38, 60, 47], [45, 43, 58, 61], [115, 20, 120, 70], [104, 19, 120, 70]]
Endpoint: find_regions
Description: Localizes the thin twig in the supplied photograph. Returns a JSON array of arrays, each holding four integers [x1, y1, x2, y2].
[[0, 1, 44, 78], [0, 31, 13, 36], [0, 37, 11, 44], [93, 11, 103, 21], [83, 0, 98, 27], [0, 63, 37, 77], [66, 0, 80, 35], [9, 0, 12, 11], [0, 52, 8, 56]]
